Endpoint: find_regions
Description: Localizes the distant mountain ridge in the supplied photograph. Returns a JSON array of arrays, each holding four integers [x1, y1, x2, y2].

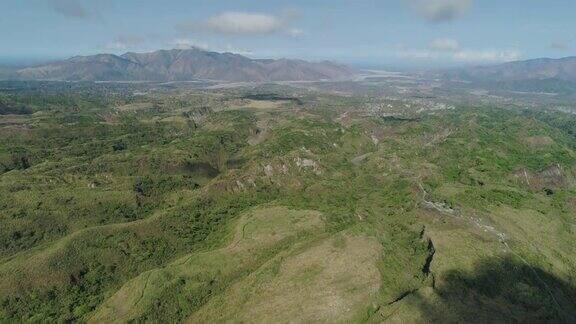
[[10, 48, 356, 82], [432, 56, 576, 83]]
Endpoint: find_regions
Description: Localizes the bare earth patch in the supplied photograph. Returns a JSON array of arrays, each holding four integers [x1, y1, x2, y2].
[[524, 136, 554, 147], [115, 102, 155, 112]]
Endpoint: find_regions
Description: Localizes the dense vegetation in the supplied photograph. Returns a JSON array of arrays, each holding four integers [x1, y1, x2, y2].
[[0, 81, 574, 322]]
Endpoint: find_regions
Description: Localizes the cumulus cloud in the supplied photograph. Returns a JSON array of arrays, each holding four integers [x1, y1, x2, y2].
[[49, 0, 89, 18], [206, 12, 283, 34], [287, 28, 305, 37], [429, 38, 461, 52], [178, 11, 304, 36], [181, 12, 283, 35], [452, 49, 521, 62], [395, 44, 521, 63], [406, 0, 472, 22]]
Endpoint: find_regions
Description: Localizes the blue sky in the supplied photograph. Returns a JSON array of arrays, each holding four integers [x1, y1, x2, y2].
[[1, 0, 575, 68]]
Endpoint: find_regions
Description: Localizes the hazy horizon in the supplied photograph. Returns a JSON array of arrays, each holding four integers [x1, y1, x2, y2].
[[2, 46, 575, 73], [2, 0, 575, 70], [0, 48, 517, 72]]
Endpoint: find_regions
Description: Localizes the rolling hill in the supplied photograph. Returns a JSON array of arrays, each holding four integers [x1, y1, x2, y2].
[[0, 82, 575, 322]]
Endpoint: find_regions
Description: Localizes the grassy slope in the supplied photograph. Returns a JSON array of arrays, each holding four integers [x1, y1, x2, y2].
[[0, 84, 575, 322]]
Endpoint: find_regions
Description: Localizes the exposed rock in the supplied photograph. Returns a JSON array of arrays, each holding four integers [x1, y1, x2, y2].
[[351, 153, 372, 165], [295, 157, 322, 175], [296, 158, 317, 168], [423, 200, 456, 215], [264, 164, 274, 177]]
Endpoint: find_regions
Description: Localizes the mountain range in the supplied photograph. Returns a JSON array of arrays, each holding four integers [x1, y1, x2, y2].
[[5, 51, 576, 89], [431, 57, 576, 83], [4, 48, 356, 82], [420, 56, 576, 94]]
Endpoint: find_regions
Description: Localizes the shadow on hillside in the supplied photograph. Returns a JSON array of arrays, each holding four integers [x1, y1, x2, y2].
[[415, 256, 576, 323]]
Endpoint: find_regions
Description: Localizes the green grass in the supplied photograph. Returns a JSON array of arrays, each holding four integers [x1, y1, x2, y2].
[[0, 83, 575, 322]]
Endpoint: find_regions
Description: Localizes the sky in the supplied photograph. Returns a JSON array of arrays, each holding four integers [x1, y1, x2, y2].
[[1, 0, 575, 68]]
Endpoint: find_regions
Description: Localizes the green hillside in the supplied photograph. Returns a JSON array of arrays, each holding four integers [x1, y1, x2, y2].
[[0, 82, 575, 322]]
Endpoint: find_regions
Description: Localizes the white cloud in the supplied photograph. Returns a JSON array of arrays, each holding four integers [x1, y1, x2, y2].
[[452, 49, 521, 62], [407, 0, 472, 22], [179, 11, 304, 37], [206, 12, 283, 34], [287, 28, 305, 37], [182, 12, 284, 35], [224, 45, 253, 56], [394, 44, 521, 63], [429, 38, 460, 52]]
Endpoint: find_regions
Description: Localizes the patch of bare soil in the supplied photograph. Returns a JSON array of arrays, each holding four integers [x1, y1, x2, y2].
[[524, 136, 554, 147], [511, 164, 567, 191]]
